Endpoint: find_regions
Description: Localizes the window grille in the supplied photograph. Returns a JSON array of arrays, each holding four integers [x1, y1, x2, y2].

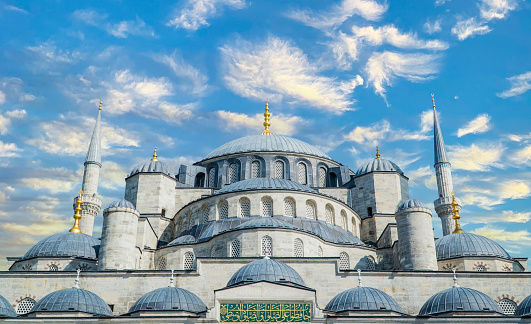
[[284, 198, 295, 217], [261, 236, 273, 256], [339, 252, 349, 270], [208, 168, 216, 187], [297, 162, 307, 185], [325, 205, 333, 223], [261, 197, 273, 217], [218, 201, 228, 219], [475, 265, 487, 272], [294, 239, 304, 257], [228, 163, 239, 184], [48, 264, 58, 271], [305, 201, 316, 219], [16, 298, 36, 315], [239, 198, 250, 217], [251, 161, 260, 178], [318, 246, 323, 257], [319, 167, 326, 187], [183, 252, 195, 270], [367, 256, 376, 270], [498, 299, 517, 315], [157, 257, 167, 270], [274, 160, 284, 179], [202, 205, 210, 223], [230, 239, 241, 257]]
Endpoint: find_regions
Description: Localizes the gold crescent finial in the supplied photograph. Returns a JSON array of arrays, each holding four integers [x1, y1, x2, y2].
[[451, 191, 464, 234], [376, 146, 380, 159], [69, 189, 83, 233], [431, 94, 436, 110], [99, 99, 102, 111], [260, 100, 274, 135], [151, 147, 158, 161]]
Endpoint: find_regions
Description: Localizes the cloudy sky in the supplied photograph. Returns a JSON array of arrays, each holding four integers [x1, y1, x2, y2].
[[0, 0, 530, 269]]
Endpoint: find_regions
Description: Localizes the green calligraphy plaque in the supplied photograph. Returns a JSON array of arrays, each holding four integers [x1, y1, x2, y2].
[[220, 303, 311, 322]]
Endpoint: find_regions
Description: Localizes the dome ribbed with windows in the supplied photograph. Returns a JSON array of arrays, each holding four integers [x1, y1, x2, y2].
[[325, 286, 405, 314], [419, 286, 503, 316], [128, 287, 207, 314], [397, 199, 427, 211], [29, 288, 112, 317], [355, 158, 403, 177], [227, 258, 306, 287], [106, 199, 135, 210], [129, 160, 171, 177]]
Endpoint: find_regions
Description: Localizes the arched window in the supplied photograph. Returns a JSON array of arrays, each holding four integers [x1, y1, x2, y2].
[[274, 160, 284, 179], [318, 246, 323, 257], [294, 239, 304, 257], [194, 172, 205, 187], [228, 163, 239, 184], [251, 160, 260, 178], [341, 210, 348, 231], [186, 211, 193, 230], [48, 264, 58, 271], [16, 298, 36, 315], [352, 217, 357, 235], [261, 196, 273, 217], [367, 256, 376, 270], [297, 162, 307, 185], [230, 239, 241, 258], [157, 256, 166, 270], [201, 205, 210, 223], [284, 198, 295, 217], [325, 204, 334, 224], [498, 299, 517, 315], [319, 167, 326, 187], [183, 252, 195, 270], [305, 200, 316, 219], [208, 167, 216, 187], [239, 197, 250, 217], [218, 200, 228, 219], [339, 252, 349, 270], [261, 236, 273, 256], [475, 265, 487, 272]]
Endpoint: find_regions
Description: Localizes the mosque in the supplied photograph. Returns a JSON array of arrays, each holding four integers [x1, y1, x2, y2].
[[1, 96, 531, 323]]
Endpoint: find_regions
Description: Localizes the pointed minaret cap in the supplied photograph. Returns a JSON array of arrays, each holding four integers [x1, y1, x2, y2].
[[260, 100, 274, 135], [69, 189, 83, 233], [432, 94, 449, 165], [85, 100, 102, 166]]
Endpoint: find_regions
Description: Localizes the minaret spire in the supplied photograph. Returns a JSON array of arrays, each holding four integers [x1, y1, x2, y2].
[[260, 100, 274, 135], [431, 94, 460, 236]]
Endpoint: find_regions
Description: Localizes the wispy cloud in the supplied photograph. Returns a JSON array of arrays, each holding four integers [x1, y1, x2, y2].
[[424, 19, 442, 34], [470, 225, 531, 245], [71, 9, 108, 26], [27, 41, 81, 64], [3, 4, 28, 14], [220, 36, 362, 114], [99, 161, 128, 190], [510, 145, 531, 165], [408, 165, 437, 189], [216, 110, 308, 136], [0, 141, 21, 157], [352, 25, 448, 50], [448, 142, 504, 171], [497, 71, 531, 98], [451, 17, 491, 41], [457, 113, 491, 137], [107, 18, 156, 38], [167, 0, 246, 31], [465, 210, 531, 224], [0, 109, 26, 135], [479, 0, 518, 20], [19, 167, 80, 194], [153, 51, 209, 96], [0, 77, 36, 102]]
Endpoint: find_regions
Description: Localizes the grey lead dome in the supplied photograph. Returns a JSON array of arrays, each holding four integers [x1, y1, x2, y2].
[[355, 158, 403, 177], [128, 287, 207, 314], [29, 288, 113, 317], [106, 198, 135, 210], [217, 178, 318, 195], [227, 258, 306, 287], [129, 160, 171, 177], [397, 199, 427, 211], [419, 287, 503, 316], [515, 294, 531, 317], [22, 232, 100, 261], [325, 287, 405, 314], [435, 232, 512, 261], [0, 294, 16, 317]]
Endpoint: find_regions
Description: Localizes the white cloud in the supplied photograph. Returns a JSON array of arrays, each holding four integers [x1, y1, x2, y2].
[[107, 18, 156, 38], [470, 225, 531, 244], [365, 51, 440, 100], [499, 180, 531, 200], [352, 25, 448, 50], [451, 17, 491, 41], [460, 193, 503, 210], [408, 165, 436, 188], [99, 161, 128, 190], [3, 4, 28, 14], [220, 36, 359, 114], [27, 41, 81, 64], [330, 31, 361, 69], [19, 168, 80, 193], [0, 91, 4, 106], [497, 71, 531, 98], [424, 19, 442, 34], [167, 0, 246, 31], [435, 0, 450, 5], [448, 142, 504, 171], [466, 210, 531, 224], [511, 145, 531, 164], [0, 109, 26, 135], [457, 113, 491, 137], [0, 141, 21, 157], [216, 110, 308, 136], [480, 0, 518, 20], [153, 52, 209, 95], [0, 77, 35, 102], [71, 9, 108, 26], [287, 0, 388, 31]]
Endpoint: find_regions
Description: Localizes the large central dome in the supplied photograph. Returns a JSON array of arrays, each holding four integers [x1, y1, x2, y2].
[[200, 135, 330, 161]]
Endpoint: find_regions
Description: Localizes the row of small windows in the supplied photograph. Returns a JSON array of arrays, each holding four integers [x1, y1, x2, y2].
[[157, 252, 196, 271]]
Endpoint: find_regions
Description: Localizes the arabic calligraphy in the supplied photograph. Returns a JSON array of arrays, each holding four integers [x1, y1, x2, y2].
[[220, 303, 311, 322]]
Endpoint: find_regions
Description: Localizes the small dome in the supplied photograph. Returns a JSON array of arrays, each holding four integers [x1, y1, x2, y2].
[[29, 288, 113, 317], [234, 217, 299, 231], [419, 287, 503, 316], [201, 135, 330, 162], [106, 199, 135, 209], [325, 287, 405, 314], [167, 235, 196, 246], [227, 258, 306, 287], [355, 158, 403, 177], [22, 232, 100, 261], [435, 233, 511, 261], [217, 178, 318, 195], [516, 294, 531, 317], [397, 199, 427, 211], [0, 294, 16, 317], [129, 160, 171, 177], [128, 287, 207, 314]]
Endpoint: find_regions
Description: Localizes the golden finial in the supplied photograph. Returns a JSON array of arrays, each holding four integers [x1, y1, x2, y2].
[[451, 191, 464, 234], [99, 99, 102, 111], [151, 147, 158, 161], [431, 93, 436, 110], [260, 100, 274, 135], [69, 189, 83, 233], [376, 146, 380, 159]]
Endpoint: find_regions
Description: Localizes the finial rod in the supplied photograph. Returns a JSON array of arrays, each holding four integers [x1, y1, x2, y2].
[[451, 191, 464, 234], [151, 147, 158, 161], [431, 94, 436, 110], [452, 268, 459, 288], [99, 99, 102, 111], [357, 269, 362, 287], [260, 100, 274, 135], [69, 189, 83, 233], [376, 146, 380, 159], [169, 269, 175, 287], [74, 269, 81, 289]]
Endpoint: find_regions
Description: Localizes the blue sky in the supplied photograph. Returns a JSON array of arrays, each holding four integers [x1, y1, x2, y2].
[[0, 0, 530, 269]]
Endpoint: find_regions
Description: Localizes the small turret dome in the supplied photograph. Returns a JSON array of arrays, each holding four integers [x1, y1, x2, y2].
[[217, 178, 318, 195], [397, 199, 427, 211], [515, 294, 531, 317], [128, 287, 207, 314], [21, 232, 100, 261], [227, 258, 306, 287], [0, 294, 16, 317], [355, 158, 403, 177], [435, 233, 512, 261], [106, 199, 135, 210], [29, 288, 113, 317], [129, 148, 171, 177], [419, 287, 503, 316], [325, 286, 405, 314]]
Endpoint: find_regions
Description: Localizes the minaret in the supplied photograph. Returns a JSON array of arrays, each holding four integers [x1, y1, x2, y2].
[[74, 100, 103, 236], [432, 94, 460, 236]]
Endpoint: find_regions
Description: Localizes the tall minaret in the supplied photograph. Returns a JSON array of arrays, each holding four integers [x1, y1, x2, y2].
[[432, 94, 460, 236], [74, 100, 103, 235]]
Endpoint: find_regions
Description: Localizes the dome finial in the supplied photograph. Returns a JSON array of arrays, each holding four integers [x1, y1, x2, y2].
[[74, 269, 81, 289], [357, 269, 362, 287], [169, 269, 175, 287], [99, 99, 102, 111], [69, 189, 83, 233], [376, 146, 380, 159], [431, 93, 436, 110], [260, 100, 274, 135], [151, 147, 158, 161], [452, 268, 459, 288], [451, 191, 464, 234]]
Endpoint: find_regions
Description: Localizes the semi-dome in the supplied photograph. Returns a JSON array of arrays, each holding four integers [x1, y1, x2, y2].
[[435, 232, 512, 261], [234, 217, 299, 231], [419, 287, 503, 316], [0, 294, 16, 317], [515, 294, 531, 317], [200, 135, 330, 162], [227, 258, 306, 287], [21, 232, 100, 261], [355, 158, 403, 177], [325, 286, 405, 314], [397, 199, 427, 211], [106, 199, 135, 210], [129, 159, 171, 177], [128, 287, 207, 314], [29, 288, 113, 317], [217, 178, 318, 195]]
